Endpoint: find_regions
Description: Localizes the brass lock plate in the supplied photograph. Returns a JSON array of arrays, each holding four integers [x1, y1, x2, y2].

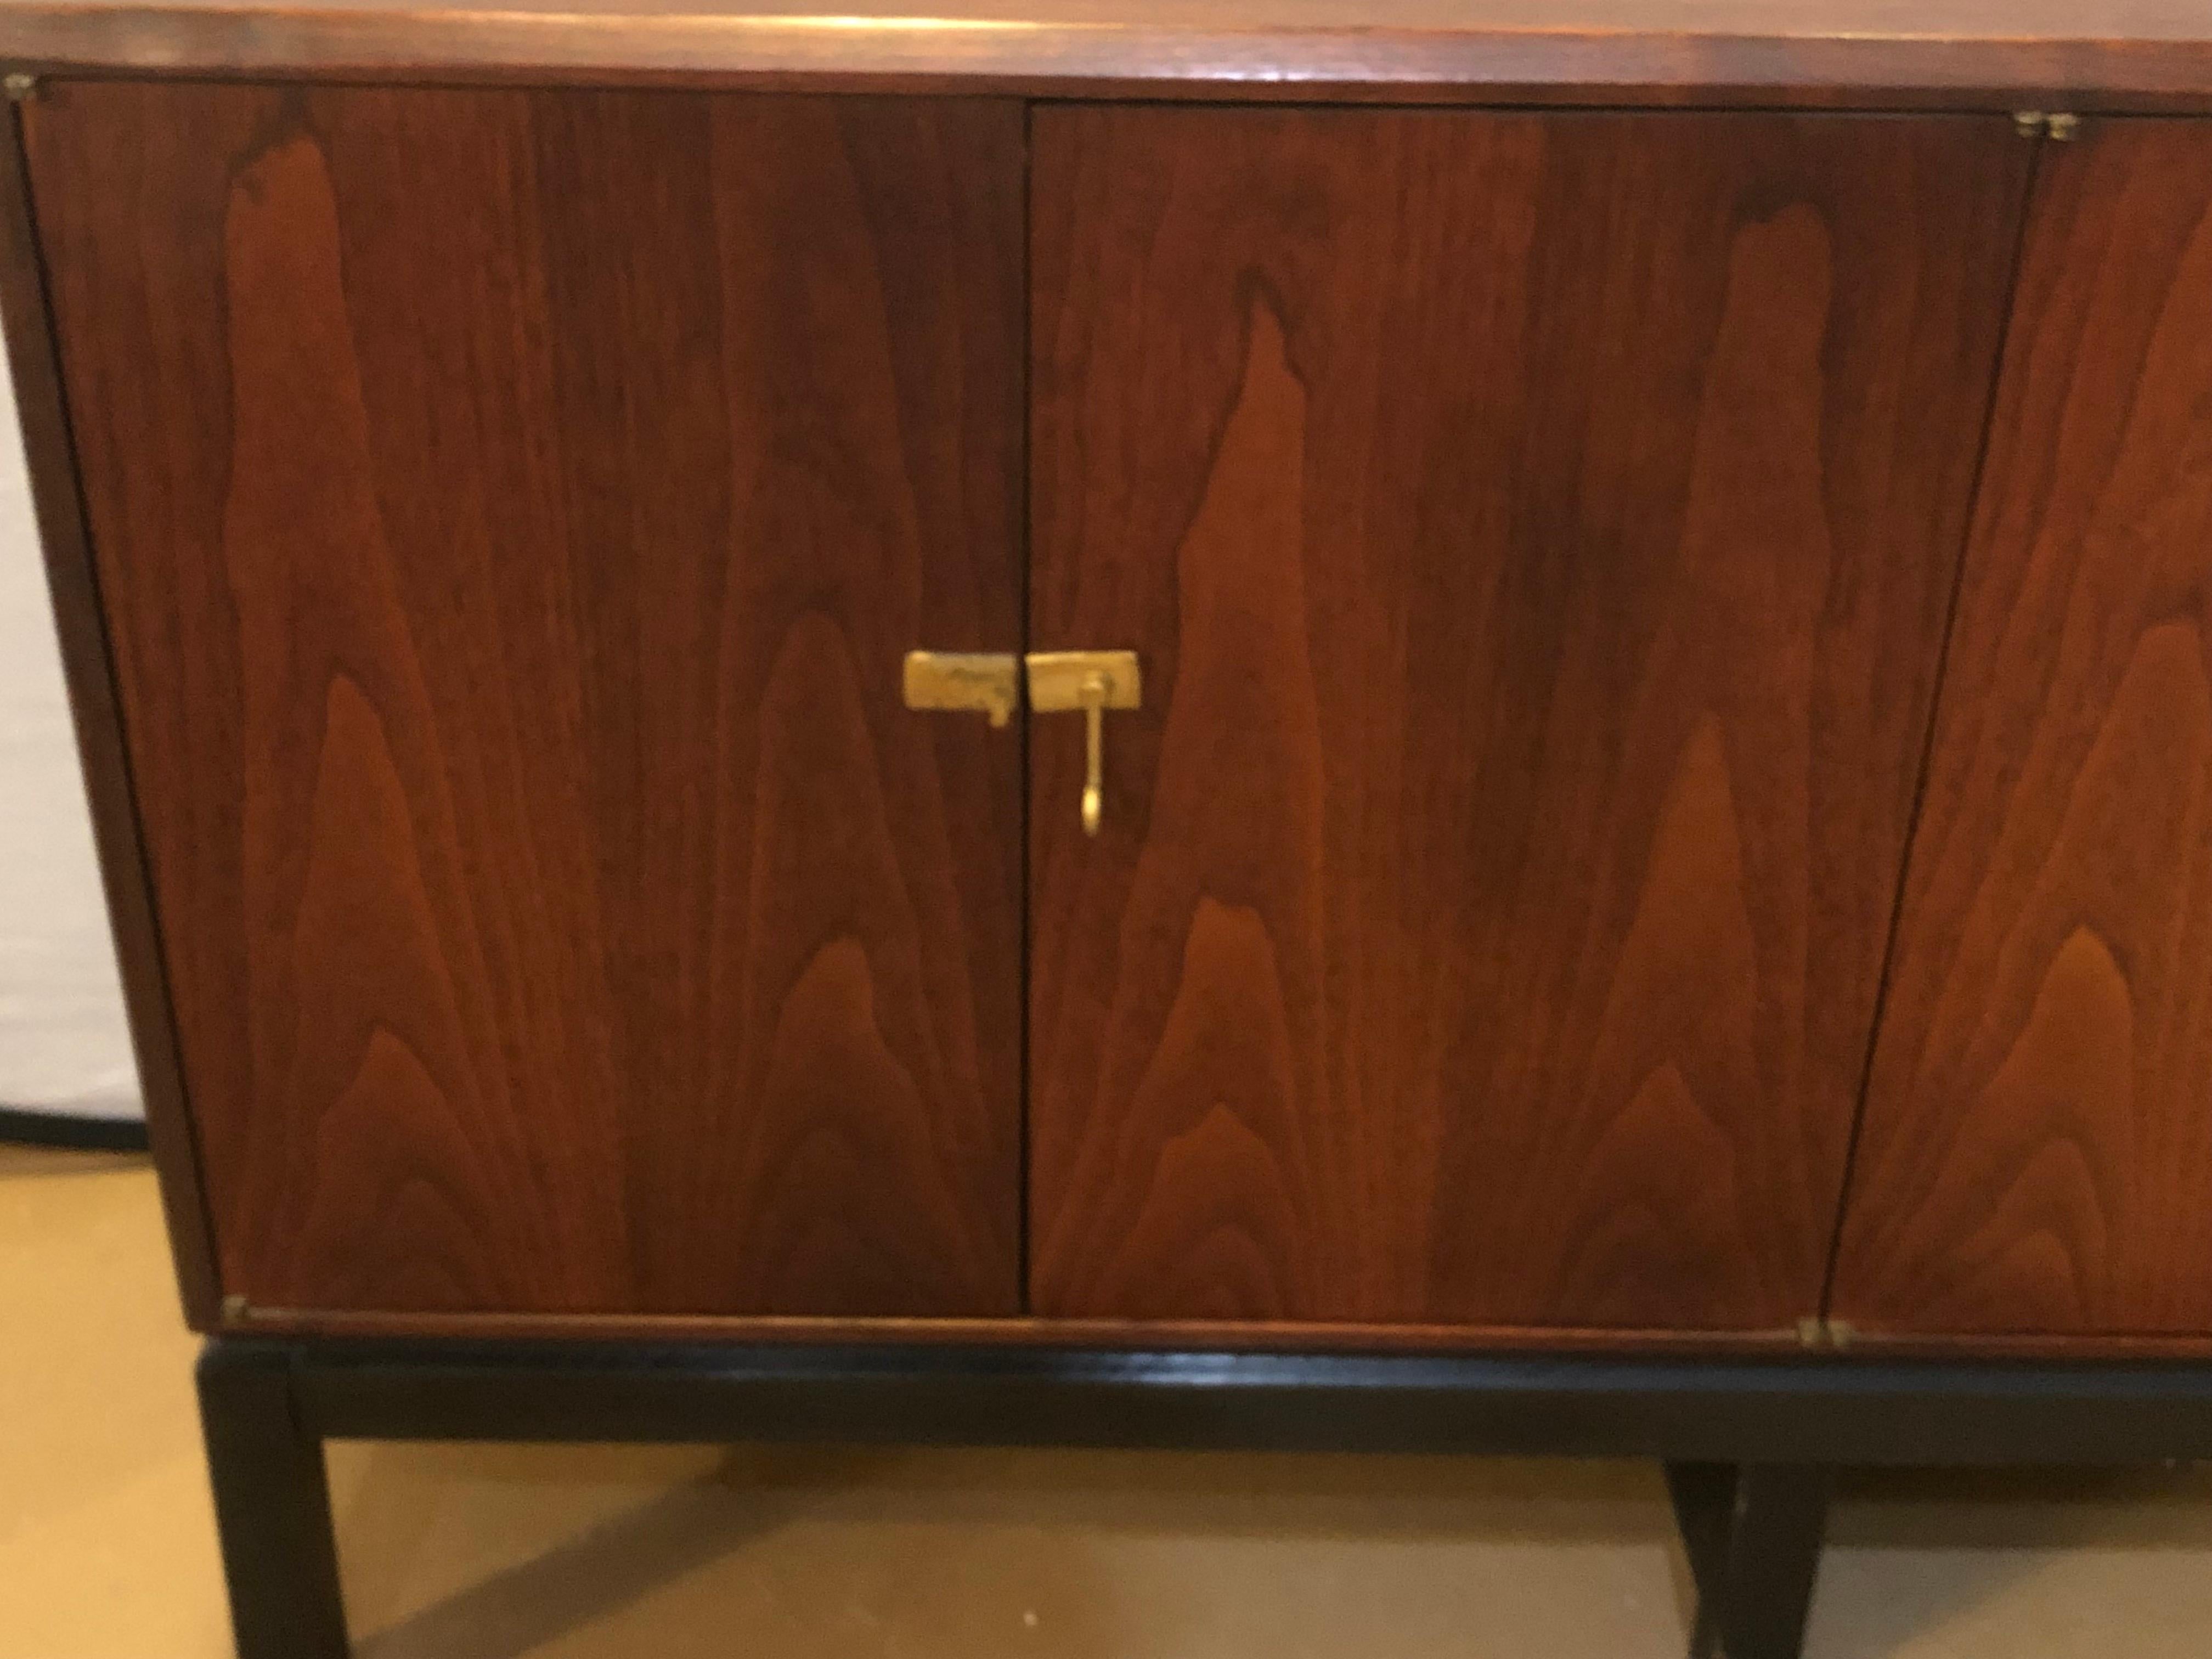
[[902, 651, 1020, 727], [1025, 650, 1142, 713]]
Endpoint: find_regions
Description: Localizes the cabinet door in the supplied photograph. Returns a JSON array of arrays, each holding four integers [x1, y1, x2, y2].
[[29, 84, 1025, 1320], [1029, 108, 2028, 1334], [1832, 123, 2212, 1344]]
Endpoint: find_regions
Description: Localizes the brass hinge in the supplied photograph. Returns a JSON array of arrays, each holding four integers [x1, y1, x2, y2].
[[2013, 110, 2083, 142], [219, 1294, 306, 1324], [1795, 1316, 1858, 1351]]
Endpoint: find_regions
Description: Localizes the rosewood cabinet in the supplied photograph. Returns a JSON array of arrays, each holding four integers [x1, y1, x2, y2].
[[8, 7, 2212, 1656]]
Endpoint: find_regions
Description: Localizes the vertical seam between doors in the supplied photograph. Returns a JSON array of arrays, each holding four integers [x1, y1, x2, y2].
[[1815, 127, 2052, 1324], [1016, 96, 1036, 1316]]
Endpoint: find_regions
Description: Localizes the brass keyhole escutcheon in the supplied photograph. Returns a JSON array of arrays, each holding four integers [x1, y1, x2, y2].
[[1027, 651, 1142, 837]]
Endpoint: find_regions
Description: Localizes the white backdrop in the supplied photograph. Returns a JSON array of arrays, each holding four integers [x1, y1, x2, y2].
[[0, 356, 140, 1121]]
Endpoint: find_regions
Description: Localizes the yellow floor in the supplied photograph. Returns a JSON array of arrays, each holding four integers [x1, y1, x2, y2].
[[8, 1144, 2212, 1658]]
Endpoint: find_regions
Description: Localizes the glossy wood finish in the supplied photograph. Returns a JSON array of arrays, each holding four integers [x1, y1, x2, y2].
[[226, 1308, 1809, 1353], [3, 1, 2212, 110], [0, 109, 219, 1322], [198, 1342, 349, 1659], [206, 1307, 2212, 1362], [25, 82, 1026, 1322], [253, 1333, 2212, 1466], [1831, 121, 2212, 1342], [1671, 1462, 1832, 1659], [1029, 108, 2030, 1333]]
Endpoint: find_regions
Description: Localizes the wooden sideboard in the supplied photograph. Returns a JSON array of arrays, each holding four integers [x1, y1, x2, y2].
[[6, 4, 2212, 1655]]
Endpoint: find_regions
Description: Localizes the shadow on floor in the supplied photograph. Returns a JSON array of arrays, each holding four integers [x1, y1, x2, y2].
[[338, 1444, 1685, 1659], [329, 1435, 2212, 1659], [1810, 1465, 2212, 1658], [350, 1448, 889, 1659]]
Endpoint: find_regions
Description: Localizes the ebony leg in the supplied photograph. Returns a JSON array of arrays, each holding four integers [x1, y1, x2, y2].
[[1667, 1461, 1832, 1659], [196, 1340, 351, 1659]]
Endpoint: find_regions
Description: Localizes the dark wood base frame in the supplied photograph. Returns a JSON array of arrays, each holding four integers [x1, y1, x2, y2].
[[0, 1104, 149, 1152], [196, 1338, 2212, 1659]]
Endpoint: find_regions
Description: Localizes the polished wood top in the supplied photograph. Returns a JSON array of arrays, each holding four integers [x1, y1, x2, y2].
[[0, 0, 2209, 106]]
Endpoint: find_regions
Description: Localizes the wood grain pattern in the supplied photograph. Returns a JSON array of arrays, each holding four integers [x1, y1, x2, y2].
[[26, 82, 1025, 1321], [4, 2, 2212, 111], [1831, 121, 2212, 1341], [0, 109, 221, 1323], [1029, 108, 2029, 1332]]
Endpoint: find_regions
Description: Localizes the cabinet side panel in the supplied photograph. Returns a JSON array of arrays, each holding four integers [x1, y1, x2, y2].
[[0, 106, 219, 1324], [1834, 121, 2212, 1341], [26, 82, 1026, 1319], [1029, 107, 2027, 1331]]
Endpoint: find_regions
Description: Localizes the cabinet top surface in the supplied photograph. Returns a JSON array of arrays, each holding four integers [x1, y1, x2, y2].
[[2, 0, 2210, 106]]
